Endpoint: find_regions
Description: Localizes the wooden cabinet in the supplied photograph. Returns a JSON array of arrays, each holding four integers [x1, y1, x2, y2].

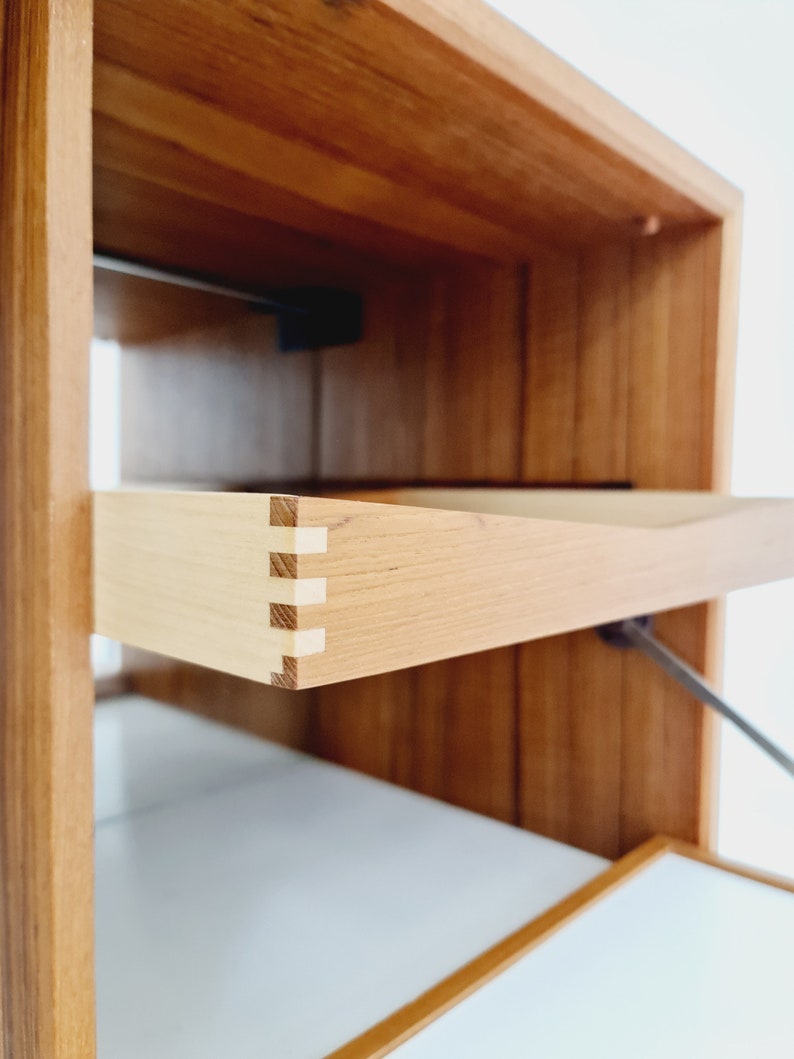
[[2, 1, 791, 1056]]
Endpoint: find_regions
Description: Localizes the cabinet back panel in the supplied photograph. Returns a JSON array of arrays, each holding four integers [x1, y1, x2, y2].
[[115, 221, 736, 856]]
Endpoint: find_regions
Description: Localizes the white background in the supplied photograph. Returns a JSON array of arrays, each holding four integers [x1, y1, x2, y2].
[[486, 0, 794, 875]]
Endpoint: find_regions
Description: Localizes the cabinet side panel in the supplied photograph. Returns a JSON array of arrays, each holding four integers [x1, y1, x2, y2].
[[0, 2, 95, 1056]]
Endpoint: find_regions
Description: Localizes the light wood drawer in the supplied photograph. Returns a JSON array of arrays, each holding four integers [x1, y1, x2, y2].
[[93, 489, 794, 689]]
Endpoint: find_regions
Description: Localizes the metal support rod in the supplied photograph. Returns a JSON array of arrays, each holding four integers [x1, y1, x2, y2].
[[93, 252, 301, 313], [599, 618, 794, 780]]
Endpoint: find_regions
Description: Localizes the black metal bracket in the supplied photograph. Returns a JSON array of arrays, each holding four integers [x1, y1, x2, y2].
[[597, 617, 794, 780], [93, 253, 363, 352], [267, 286, 363, 352]]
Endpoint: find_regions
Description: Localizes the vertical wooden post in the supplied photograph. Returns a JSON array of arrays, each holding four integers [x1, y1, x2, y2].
[[0, 1, 95, 1056]]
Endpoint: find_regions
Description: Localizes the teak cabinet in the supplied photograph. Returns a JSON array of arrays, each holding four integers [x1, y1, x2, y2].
[[2, 1, 792, 1056]]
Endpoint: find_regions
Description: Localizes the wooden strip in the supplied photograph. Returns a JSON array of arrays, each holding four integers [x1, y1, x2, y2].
[[326, 836, 673, 1059], [0, 1, 95, 1055]]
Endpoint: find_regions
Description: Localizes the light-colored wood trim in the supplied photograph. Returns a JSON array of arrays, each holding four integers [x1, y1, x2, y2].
[[325, 835, 673, 1059], [0, 1, 95, 1055], [94, 489, 794, 689], [325, 835, 794, 1058]]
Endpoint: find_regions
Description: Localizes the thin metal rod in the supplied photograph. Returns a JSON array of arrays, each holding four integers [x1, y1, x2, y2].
[[92, 253, 308, 315], [620, 618, 794, 780]]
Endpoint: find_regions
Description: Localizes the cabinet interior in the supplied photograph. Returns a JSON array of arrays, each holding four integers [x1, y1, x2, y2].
[[91, 0, 739, 860]]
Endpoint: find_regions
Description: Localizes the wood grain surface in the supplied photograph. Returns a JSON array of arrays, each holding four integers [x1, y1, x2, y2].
[[518, 227, 742, 856], [93, 0, 740, 269], [94, 489, 794, 690], [316, 262, 525, 821], [0, 1, 95, 1055], [93, 1, 746, 858]]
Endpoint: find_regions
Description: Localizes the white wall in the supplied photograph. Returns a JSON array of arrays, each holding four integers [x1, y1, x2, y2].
[[487, 0, 794, 875]]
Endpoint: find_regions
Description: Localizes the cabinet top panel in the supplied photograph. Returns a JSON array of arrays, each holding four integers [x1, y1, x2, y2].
[[94, 0, 740, 269]]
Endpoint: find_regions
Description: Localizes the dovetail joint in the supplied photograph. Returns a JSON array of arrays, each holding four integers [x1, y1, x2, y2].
[[268, 496, 326, 688]]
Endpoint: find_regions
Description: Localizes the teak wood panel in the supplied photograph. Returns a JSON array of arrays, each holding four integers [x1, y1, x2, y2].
[[519, 227, 739, 856], [93, 489, 794, 690], [113, 227, 741, 856], [119, 314, 316, 485], [0, 1, 95, 1056], [117, 266, 527, 824], [316, 264, 524, 821], [93, 168, 407, 315], [92, 0, 740, 269]]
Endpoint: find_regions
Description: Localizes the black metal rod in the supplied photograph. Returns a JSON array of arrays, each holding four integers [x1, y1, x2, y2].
[[616, 618, 794, 780]]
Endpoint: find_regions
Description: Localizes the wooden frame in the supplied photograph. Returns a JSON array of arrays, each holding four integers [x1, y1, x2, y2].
[[0, 1, 95, 1055], [95, 489, 794, 689], [327, 835, 794, 1059]]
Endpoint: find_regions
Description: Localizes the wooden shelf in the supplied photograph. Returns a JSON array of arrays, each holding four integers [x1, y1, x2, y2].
[[93, 488, 794, 689], [93, 0, 740, 276], [96, 696, 606, 1058]]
